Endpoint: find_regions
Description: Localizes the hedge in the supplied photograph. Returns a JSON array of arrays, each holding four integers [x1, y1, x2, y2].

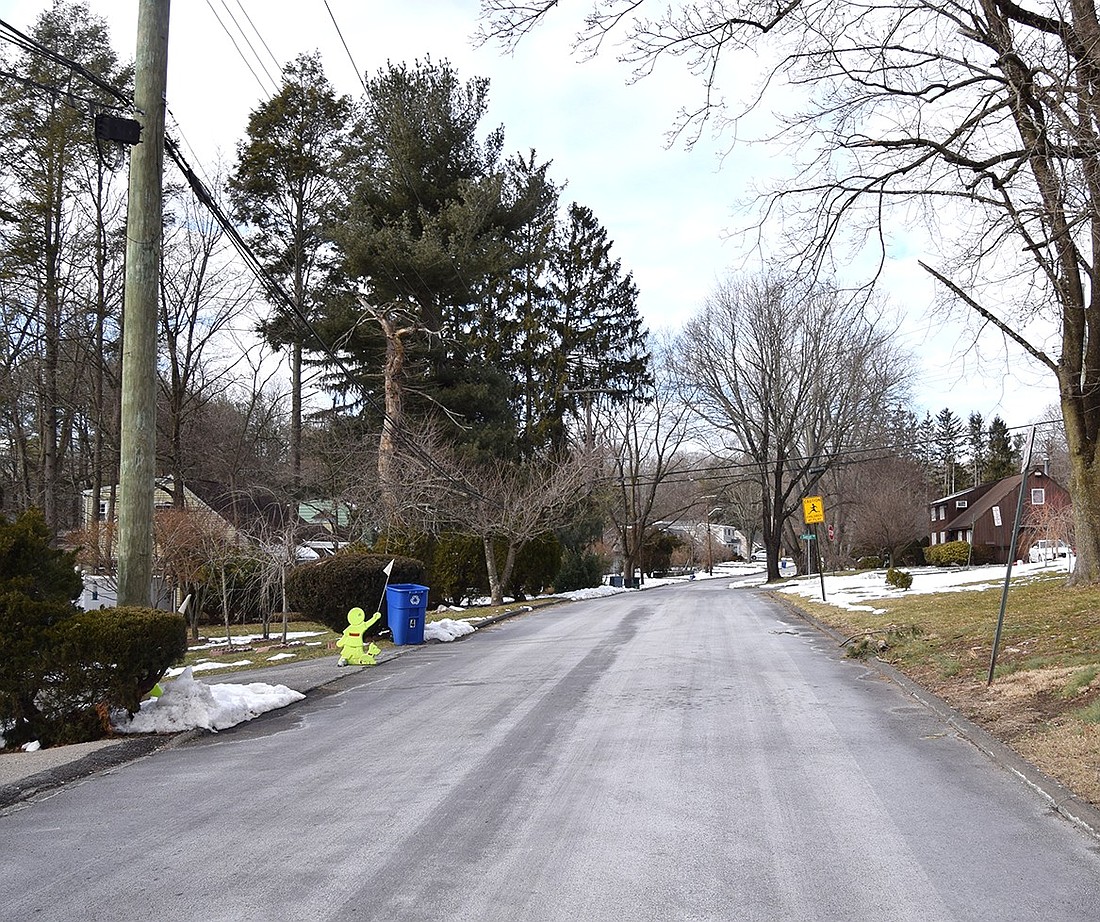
[[286, 551, 426, 634]]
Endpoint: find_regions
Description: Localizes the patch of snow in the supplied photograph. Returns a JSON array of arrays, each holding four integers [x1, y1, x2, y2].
[[113, 667, 304, 734], [22, 740, 40, 752], [186, 630, 325, 653], [266, 652, 297, 661], [774, 561, 1063, 612], [425, 619, 476, 642], [164, 659, 253, 678]]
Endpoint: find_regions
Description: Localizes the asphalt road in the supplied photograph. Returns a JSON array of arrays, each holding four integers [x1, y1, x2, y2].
[[3, 582, 1099, 921]]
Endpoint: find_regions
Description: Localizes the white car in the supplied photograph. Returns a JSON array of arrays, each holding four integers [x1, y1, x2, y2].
[[1028, 540, 1071, 563]]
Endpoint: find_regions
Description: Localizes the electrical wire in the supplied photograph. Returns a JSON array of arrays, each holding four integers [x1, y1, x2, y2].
[[204, 0, 278, 98], [0, 14, 492, 505]]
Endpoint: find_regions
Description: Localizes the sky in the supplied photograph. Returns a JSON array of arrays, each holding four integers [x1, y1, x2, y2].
[[0, 0, 1064, 424]]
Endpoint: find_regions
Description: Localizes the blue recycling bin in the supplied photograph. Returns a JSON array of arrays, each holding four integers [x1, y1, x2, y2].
[[386, 583, 429, 645]]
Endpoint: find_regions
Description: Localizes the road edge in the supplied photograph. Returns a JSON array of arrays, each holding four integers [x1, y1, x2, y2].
[[774, 592, 1100, 843]]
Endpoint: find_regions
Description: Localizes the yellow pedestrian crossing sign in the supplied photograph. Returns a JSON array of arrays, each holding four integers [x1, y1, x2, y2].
[[802, 496, 825, 524]]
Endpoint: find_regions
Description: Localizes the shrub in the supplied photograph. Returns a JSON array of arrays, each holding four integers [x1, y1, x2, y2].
[[885, 567, 913, 590], [923, 541, 972, 567], [554, 549, 604, 593], [39, 607, 188, 744], [286, 551, 426, 634], [0, 510, 83, 747], [856, 556, 882, 570], [511, 533, 562, 598]]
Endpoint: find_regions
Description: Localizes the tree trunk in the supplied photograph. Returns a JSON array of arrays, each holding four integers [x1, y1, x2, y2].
[[290, 341, 302, 488], [483, 534, 504, 606], [377, 311, 409, 524], [1062, 391, 1100, 585]]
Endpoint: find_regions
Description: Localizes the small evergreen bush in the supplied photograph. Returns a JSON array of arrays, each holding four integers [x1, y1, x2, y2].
[[0, 510, 83, 748], [39, 607, 188, 744], [856, 556, 882, 570], [286, 551, 426, 634], [554, 549, 604, 593], [923, 541, 971, 567], [885, 567, 913, 590]]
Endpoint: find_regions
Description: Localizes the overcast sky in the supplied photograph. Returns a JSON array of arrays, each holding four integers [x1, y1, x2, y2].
[[0, 0, 1063, 425]]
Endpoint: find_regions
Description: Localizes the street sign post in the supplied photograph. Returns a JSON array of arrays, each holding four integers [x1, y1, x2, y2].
[[802, 496, 827, 602]]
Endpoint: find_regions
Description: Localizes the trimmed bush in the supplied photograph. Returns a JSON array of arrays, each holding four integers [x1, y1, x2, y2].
[[856, 556, 882, 570], [885, 567, 913, 590], [554, 549, 604, 593], [286, 551, 426, 634], [923, 541, 972, 567], [39, 607, 188, 744], [511, 533, 562, 598]]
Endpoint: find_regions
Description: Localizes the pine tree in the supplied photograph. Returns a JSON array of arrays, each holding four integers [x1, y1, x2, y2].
[[966, 412, 987, 486], [933, 408, 964, 493], [986, 416, 1020, 480], [229, 52, 350, 488]]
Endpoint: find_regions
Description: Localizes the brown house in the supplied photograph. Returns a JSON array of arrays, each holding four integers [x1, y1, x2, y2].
[[928, 469, 1071, 564]]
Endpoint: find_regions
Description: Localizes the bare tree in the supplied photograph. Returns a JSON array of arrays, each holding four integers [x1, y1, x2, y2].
[[159, 178, 257, 507], [845, 456, 929, 566], [403, 437, 591, 606], [677, 273, 909, 581], [479, 0, 1100, 584], [601, 345, 698, 586]]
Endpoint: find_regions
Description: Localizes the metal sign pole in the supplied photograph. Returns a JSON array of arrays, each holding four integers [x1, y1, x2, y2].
[[988, 428, 1035, 685], [816, 523, 827, 602]]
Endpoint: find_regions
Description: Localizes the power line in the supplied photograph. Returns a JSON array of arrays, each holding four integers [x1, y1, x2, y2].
[[0, 14, 492, 507], [204, 0, 278, 98], [232, 0, 283, 77], [322, 0, 366, 93]]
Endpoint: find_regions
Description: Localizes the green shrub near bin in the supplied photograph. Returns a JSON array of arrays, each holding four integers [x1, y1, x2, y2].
[[286, 550, 426, 634]]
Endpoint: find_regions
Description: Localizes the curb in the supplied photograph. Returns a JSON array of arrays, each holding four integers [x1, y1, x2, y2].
[[0, 602, 552, 809], [773, 592, 1100, 843]]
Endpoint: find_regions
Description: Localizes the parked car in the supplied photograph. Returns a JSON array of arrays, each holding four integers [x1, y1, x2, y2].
[[751, 547, 767, 562], [1028, 539, 1071, 563]]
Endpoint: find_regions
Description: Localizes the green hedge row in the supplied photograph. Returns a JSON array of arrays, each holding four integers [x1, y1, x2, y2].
[[285, 551, 427, 634], [923, 541, 994, 567]]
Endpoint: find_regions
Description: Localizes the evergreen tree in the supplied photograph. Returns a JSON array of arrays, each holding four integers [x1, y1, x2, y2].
[[966, 412, 987, 486], [544, 203, 651, 452], [229, 52, 350, 487], [986, 416, 1020, 479], [933, 408, 964, 494]]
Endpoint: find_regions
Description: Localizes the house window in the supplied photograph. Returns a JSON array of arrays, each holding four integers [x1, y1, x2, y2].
[[955, 500, 968, 509], [940, 531, 946, 544], [938, 506, 945, 520], [1031, 488, 1045, 505], [98, 500, 108, 521], [931, 509, 937, 523]]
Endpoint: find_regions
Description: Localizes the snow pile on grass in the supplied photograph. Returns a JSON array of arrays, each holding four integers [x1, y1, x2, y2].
[[776, 560, 1068, 614], [425, 618, 476, 642], [113, 667, 304, 734]]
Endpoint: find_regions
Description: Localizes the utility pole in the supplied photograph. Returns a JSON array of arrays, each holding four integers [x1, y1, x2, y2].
[[117, 0, 170, 607]]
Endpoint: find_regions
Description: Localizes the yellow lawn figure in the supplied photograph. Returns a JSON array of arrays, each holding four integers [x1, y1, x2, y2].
[[337, 607, 382, 666]]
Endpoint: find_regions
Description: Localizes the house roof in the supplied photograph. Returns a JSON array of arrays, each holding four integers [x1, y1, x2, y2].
[[942, 475, 1022, 530]]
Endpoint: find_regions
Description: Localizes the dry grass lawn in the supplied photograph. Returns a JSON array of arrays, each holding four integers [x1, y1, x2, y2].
[[782, 572, 1100, 805]]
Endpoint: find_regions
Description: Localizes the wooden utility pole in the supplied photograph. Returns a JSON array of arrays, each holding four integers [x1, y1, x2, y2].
[[117, 0, 170, 606]]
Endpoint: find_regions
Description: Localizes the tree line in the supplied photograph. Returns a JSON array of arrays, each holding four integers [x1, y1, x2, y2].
[[2, 1, 1064, 611]]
